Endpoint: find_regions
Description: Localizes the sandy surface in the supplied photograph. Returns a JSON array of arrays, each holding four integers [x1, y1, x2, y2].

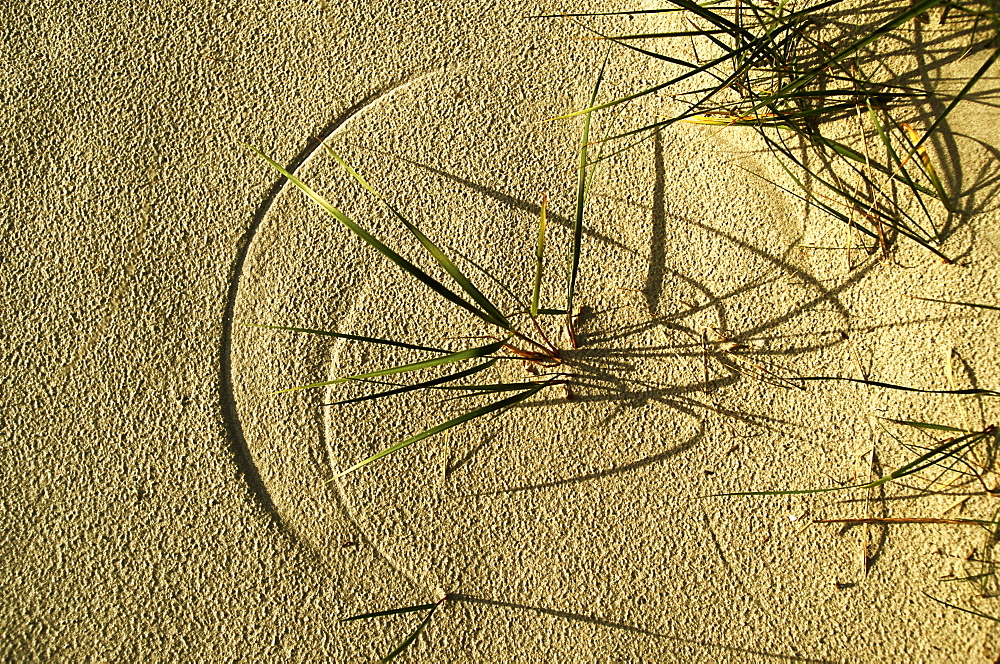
[[4, 0, 1000, 661]]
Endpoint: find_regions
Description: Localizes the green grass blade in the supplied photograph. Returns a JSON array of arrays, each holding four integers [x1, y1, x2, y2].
[[598, 29, 729, 40], [341, 603, 438, 623], [899, 121, 953, 214], [246, 144, 499, 328], [889, 429, 990, 479], [380, 606, 437, 663], [276, 338, 509, 394], [330, 380, 554, 479], [324, 359, 498, 406], [548, 32, 763, 121], [659, 0, 764, 48], [433, 379, 567, 402], [564, 13, 737, 70], [436, 380, 562, 392], [531, 195, 547, 318], [767, 147, 878, 237], [761, 131, 952, 260], [904, 46, 1000, 156], [798, 376, 1000, 397], [548, 0, 847, 121], [246, 323, 449, 354], [567, 57, 605, 314], [321, 144, 510, 329], [735, 159, 877, 240]]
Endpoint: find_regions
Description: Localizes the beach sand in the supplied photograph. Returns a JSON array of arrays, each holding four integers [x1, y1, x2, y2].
[[4, 1, 1000, 660]]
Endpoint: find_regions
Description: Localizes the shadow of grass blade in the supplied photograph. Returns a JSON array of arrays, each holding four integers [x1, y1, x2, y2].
[[330, 379, 554, 479], [245, 143, 500, 328], [245, 323, 449, 354], [798, 376, 1000, 397], [275, 338, 509, 394], [323, 359, 498, 407], [567, 57, 605, 315], [320, 144, 510, 330]]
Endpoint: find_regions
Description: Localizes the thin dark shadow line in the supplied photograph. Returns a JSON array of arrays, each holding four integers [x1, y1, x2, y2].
[[448, 593, 837, 663]]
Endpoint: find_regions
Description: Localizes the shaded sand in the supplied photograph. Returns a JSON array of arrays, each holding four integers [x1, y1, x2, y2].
[[4, 1, 1000, 661]]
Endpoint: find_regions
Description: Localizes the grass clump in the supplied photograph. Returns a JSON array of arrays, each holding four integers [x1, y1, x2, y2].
[[542, 0, 1000, 261], [246, 69, 605, 480]]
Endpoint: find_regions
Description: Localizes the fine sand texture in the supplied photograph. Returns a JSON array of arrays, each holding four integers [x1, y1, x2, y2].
[[4, 1, 1000, 661]]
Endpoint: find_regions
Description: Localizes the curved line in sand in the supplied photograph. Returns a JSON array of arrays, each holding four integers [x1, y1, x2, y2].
[[220, 65, 451, 575]]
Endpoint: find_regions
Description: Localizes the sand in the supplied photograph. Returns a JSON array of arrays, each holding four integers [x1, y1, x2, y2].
[[4, 0, 1000, 661]]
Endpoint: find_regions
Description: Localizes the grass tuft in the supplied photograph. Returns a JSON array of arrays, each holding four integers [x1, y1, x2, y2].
[[544, 0, 1000, 260], [246, 68, 608, 477]]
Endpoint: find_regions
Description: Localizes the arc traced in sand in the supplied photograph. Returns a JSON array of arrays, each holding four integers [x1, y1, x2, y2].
[[222, 66, 453, 559]]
